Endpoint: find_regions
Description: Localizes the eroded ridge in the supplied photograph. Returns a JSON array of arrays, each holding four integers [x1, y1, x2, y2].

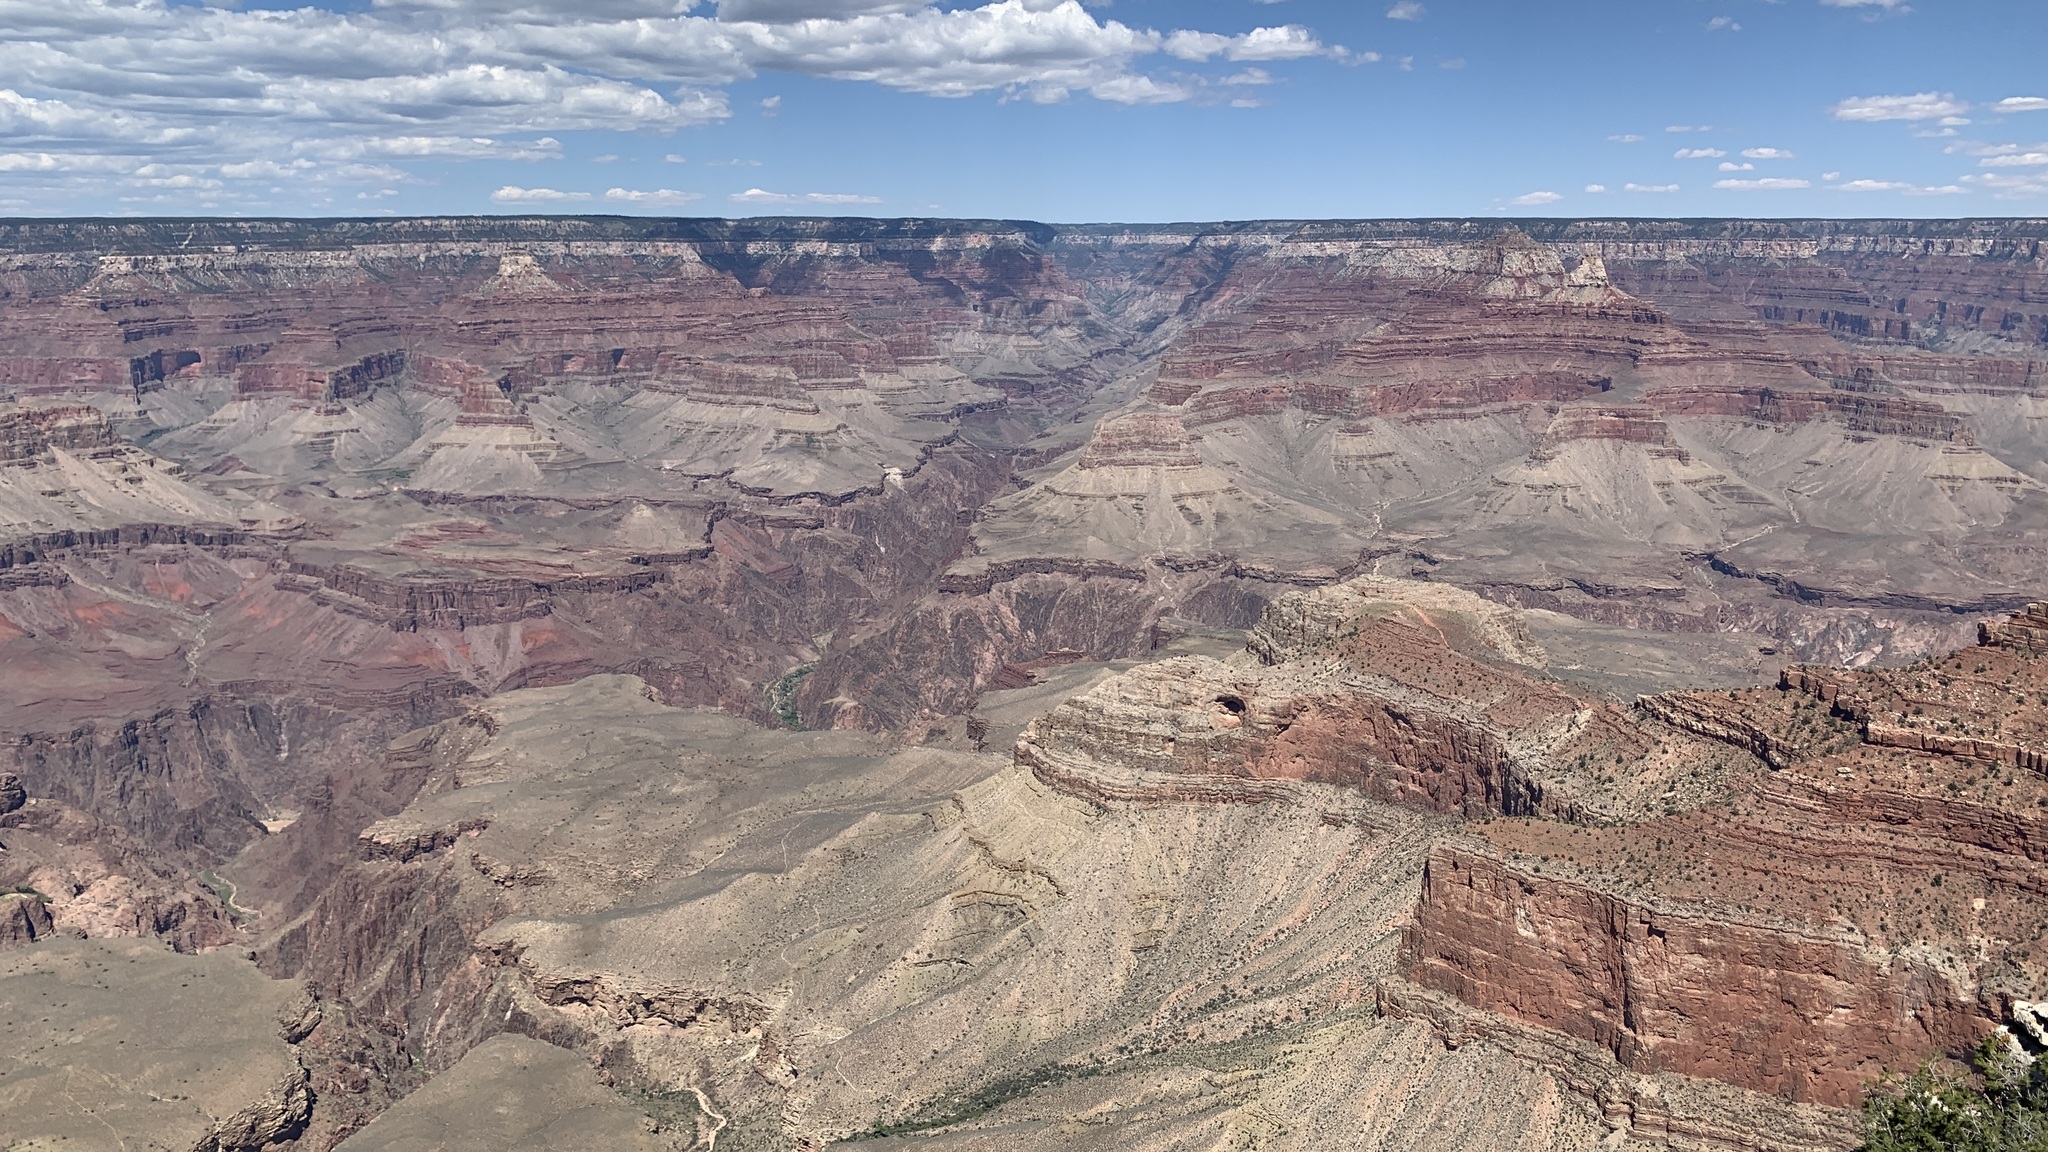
[[1011, 585, 2048, 1134]]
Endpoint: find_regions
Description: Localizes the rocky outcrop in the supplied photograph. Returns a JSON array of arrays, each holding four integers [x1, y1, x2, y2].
[[1405, 843, 1988, 1108], [1777, 621, 2048, 774], [1636, 690, 1813, 769], [191, 1063, 313, 1152], [0, 890, 54, 944], [276, 561, 658, 633], [235, 349, 405, 403], [0, 402, 119, 462], [0, 769, 23, 814], [7, 703, 276, 858], [1377, 978, 1861, 1152], [1983, 602, 2048, 656], [1644, 384, 1966, 441], [1022, 577, 1719, 822], [0, 793, 238, 950]]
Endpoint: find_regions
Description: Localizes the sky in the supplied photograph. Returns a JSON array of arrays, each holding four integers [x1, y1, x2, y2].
[[0, 0, 2044, 221]]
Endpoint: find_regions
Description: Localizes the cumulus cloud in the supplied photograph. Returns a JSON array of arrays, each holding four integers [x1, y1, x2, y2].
[[1741, 147, 1793, 159], [0, 0, 1349, 209], [1714, 177, 1811, 190], [1386, 2, 1424, 20], [1706, 16, 1740, 31], [1624, 183, 1679, 193], [1165, 25, 1337, 63], [1820, 0, 1909, 9], [1833, 93, 1967, 122], [1508, 191, 1561, 205], [1982, 153, 2048, 168], [1965, 172, 2048, 198], [714, 0, 927, 21], [1585, 184, 1608, 193], [1719, 161, 1754, 171], [604, 186, 703, 203], [1998, 97, 2048, 113], [730, 187, 881, 204], [1607, 134, 1643, 143], [1674, 147, 1726, 158], [490, 185, 592, 202]]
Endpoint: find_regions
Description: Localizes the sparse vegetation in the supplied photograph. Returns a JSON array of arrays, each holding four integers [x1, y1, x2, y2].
[[766, 665, 813, 730], [842, 1062, 1094, 1140], [1860, 1037, 2048, 1151], [3, 884, 51, 904], [198, 869, 255, 923]]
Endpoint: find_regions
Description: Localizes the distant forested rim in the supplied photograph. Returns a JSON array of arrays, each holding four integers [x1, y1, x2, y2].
[[0, 215, 2046, 256]]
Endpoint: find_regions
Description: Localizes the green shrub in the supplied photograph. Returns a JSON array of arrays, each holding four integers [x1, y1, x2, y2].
[[1861, 1037, 2048, 1151]]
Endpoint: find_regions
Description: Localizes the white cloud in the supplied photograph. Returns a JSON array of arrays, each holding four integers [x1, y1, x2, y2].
[[1718, 161, 1754, 171], [730, 187, 881, 204], [1674, 147, 1726, 158], [1706, 16, 1740, 31], [220, 158, 318, 179], [1088, 75, 1192, 104], [490, 185, 592, 202], [1607, 134, 1643, 143], [1741, 147, 1793, 159], [1164, 25, 1336, 63], [1386, 2, 1424, 19], [1714, 177, 1811, 190], [0, 0, 1355, 209], [1997, 97, 2048, 113], [1820, 0, 1909, 8], [1833, 93, 1967, 122], [1965, 172, 2048, 198], [1982, 152, 2048, 168], [1624, 183, 1679, 193], [1830, 179, 1965, 195], [733, 2, 1172, 100], [604, 186, 703, 203], [1509, 190, 1562, 205], [715, 0, 929, 21], [324, 136, 565, 161], [1822, 171, 1841, 180], [664, 153, 688, 163], [1665, 124, 1709, 132], [1584, 183, 1608, 193]]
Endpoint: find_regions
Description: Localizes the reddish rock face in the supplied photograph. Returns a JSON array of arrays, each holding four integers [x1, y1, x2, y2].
[[1401, 614, 2048, 1108], [1407, 845, 1986, 1107]]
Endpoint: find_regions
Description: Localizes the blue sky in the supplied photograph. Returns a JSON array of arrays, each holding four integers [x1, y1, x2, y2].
[[0, 0, 2043, 220]]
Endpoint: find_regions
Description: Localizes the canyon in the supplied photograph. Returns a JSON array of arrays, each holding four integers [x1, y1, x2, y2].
[[1, 215, 2047, 1150]]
